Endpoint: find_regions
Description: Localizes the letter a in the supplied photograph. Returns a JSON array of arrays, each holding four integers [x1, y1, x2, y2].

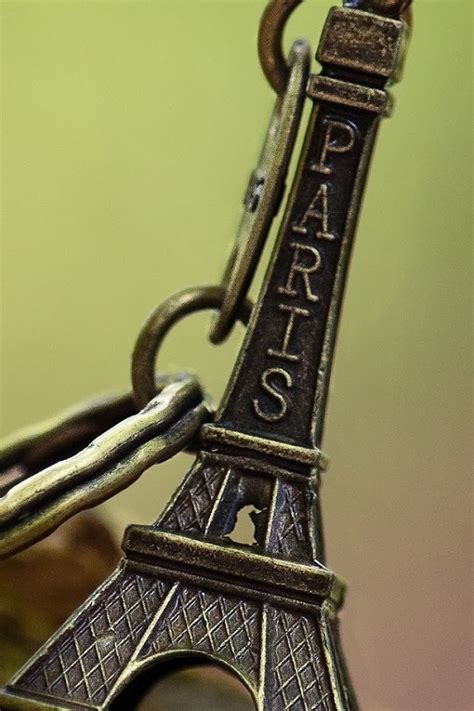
[[291, 184, 335, 240]]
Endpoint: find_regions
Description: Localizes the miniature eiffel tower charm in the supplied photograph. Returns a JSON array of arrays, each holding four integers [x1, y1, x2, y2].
[[0, 2, 410, 709]]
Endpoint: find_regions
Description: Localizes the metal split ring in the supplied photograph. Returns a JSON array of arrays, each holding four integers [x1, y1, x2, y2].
[[259, 0, 304, 96], [132, 286, 253, 409], [258, 0, 412, 96], [210, 40, 310, 344]]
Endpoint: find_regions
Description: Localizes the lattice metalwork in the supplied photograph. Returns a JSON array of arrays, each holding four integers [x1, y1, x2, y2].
[[157, 461, 226, 533], [140, 584, 261, 684], [13, 571, 170, 706], [270, 483, 311, 561], [268, 607, 334, 711], [0, 4, 416, 710]]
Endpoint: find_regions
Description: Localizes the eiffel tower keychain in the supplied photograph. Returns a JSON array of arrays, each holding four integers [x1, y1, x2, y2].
[[0, 0, 413, 708]]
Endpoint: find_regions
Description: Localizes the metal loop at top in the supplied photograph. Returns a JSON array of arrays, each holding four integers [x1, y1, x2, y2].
[[132, 286, 253, 409], [259, 0, 303, 95], [258, 0, 413, 96]]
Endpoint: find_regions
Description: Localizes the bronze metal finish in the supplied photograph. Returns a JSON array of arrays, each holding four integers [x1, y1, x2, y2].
[[210, 41, 309, 344], [0, 392, 135, 486], [0, 377, 211, 559], [0, 0, 413, 709], [132, 285, 253, 408], [258, 0, 303, 95], [258, 0, 412, 96], [0, 373, 181, 491], [317, 7, 409, 81]]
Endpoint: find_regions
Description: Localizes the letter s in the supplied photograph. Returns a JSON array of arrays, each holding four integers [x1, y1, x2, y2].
[[252, 367, 293, 423]]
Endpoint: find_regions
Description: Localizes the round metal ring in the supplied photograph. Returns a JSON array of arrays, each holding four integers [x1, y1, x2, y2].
[[258, 0, 303, 96], [132, 286, 253, 409], [209, 40, 310, 345], [258, 0, 412, 96]]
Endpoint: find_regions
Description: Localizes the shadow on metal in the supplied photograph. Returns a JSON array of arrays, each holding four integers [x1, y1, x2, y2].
[[108, 655, 256, 711]]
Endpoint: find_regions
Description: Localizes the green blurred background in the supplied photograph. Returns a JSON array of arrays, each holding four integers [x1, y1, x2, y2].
[[1, 1, 472, 709]]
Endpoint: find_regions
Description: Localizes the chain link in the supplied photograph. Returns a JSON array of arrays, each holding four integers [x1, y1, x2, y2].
[[0, 375, 211, 559]]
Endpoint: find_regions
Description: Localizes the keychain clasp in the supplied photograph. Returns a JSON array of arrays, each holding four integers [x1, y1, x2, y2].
[[259, 0, 412, 96]]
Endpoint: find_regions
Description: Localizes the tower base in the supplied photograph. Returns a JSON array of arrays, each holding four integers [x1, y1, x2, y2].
[[0, 526, 355, 710]]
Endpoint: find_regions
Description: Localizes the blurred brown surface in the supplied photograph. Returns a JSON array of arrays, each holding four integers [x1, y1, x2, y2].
[[0, 511, 120, 682]]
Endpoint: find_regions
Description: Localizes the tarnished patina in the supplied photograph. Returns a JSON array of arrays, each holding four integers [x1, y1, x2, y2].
[[0, 0, 413, 708], [0, 376, 211, 560], [210, 42, 309, 344]]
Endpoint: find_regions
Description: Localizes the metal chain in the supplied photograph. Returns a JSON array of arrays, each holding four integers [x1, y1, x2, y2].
[[0, 374, 178, 488], [0, 375, 211, 559], [0, 0, 413, 561]]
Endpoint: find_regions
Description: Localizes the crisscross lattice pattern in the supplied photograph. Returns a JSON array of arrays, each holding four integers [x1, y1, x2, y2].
[[14, 571, 170, 705], [269, 608, 334, 711], [157, 462, 225, 532], [271, 483, 310, 560], [140, 584, 260, 684]]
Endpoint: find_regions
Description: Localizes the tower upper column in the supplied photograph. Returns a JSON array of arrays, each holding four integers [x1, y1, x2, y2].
[[208, 7, 409, 453]]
